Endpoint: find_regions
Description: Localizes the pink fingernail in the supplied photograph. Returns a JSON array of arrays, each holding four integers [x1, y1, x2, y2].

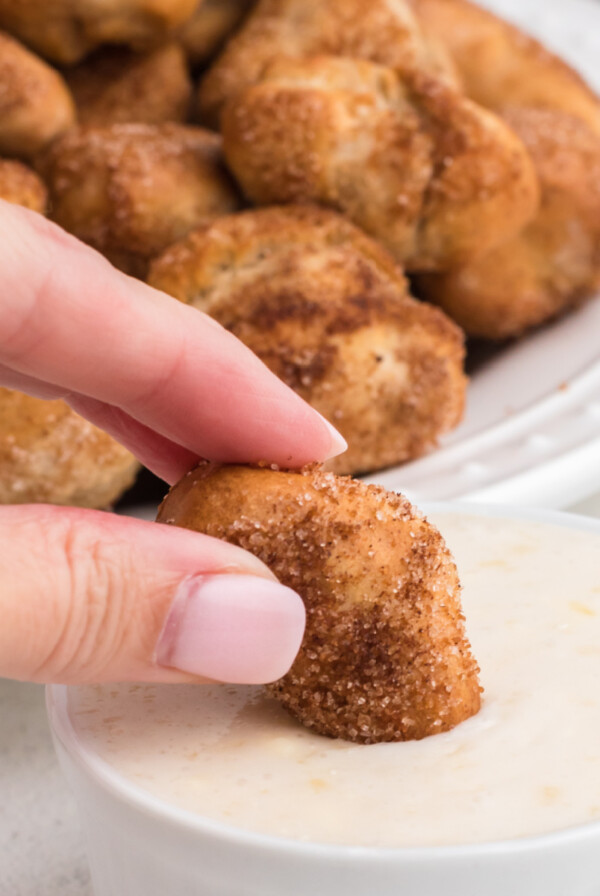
[[317, 413, 348, 459], [156, 575, 306, 684]]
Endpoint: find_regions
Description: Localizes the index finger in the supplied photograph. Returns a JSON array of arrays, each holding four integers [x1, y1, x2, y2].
[[0, 202, 346, 468]]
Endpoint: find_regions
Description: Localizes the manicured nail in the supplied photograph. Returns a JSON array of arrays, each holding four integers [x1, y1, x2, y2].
[[317, 413, 348, 459], [156, 574, 306, 684]]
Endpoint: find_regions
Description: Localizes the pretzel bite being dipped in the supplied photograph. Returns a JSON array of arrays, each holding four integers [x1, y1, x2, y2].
[[158, 464, 482, 743], [40, 123, 240, 277], [222, 56, 539, 271], [416, 108, 600, 339], [0, 32, 75, 160], [0, 389, 139, 508], [0, 159, 47, 213], [148, 206, 467, 475], [178, 0, 253, 69], [65, 44, 192, 127], [198, 0, 456, 128], [0, 0, 198, 66]]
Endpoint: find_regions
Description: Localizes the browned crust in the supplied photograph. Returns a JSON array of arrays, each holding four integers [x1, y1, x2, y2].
[[0, 158, 47, 213], [416, 108, 600, 339], [157, 464, 482, 743], [0, 388, 139, 508], [221, 55, 539, 271], [0, 31, 75, 159], [198, 0, 457, 127], [39, 123, 240, 276], [65, 43, 192, 127], [411, 0, 600, 137], [178, 0, 253, 68], [0, 0, 198, 65], [148, 205, 467, 475]]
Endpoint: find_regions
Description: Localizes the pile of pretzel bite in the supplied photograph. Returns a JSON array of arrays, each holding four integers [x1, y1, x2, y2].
[[0, 0, 599, 505]]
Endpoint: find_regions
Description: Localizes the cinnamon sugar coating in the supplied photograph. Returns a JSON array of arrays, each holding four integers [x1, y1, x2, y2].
[[0, 159, 47, 213], [65, 44, 192, 127], [148, 206, 466, 475], [416, 109, 600, 339], [39, 123, 240, 277], [411, 0, 600, 138], [0, 0, 198, 66], [178, 0, 253, 69], [0, 31, 75, 160], [221, 56, 538, 271], [157, 464, 482, 743], [198, 0, 457, 127], [0, 388, 139, 508]]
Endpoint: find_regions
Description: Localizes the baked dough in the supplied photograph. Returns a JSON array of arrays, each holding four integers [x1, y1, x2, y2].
[[222, 55, 539, 271], [157, 463, 482, 743], [412, 0, 600, 137], [0, 388, 139, 508], [65, 44, 192, 127], [40, 123, 240, 277], [0, 0, 198, 65], [198, 0, 456, 127], [0, 31, 75, 159], [148, 206, 467, 475], [178, 0, 252, 68], [0, 159, 47, 213], [416, 108, 600, 339]]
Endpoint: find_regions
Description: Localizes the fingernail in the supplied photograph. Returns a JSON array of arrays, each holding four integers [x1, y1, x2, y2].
[[156, 574, 306, 684], [317, 413, 348, 459]]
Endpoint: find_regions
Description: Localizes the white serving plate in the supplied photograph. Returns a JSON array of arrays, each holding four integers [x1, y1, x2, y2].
[[365, 0, 600, 508]]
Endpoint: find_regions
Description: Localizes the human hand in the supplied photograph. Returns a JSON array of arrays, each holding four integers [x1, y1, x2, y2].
[[0, 200, 347, 686]]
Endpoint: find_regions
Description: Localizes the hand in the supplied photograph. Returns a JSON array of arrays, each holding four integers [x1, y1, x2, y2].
[[0, 200, 347, 686]]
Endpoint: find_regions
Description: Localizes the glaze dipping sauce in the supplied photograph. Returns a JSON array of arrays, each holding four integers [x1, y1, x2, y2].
[[69, 513, 600, 848]]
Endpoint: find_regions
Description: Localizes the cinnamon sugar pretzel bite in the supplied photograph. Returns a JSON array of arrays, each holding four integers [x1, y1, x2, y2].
[[416, 108, 600, 339], [198, 0, 457, 128], [148, 206, 467, 475], [411, 0, 600, 138], [0, 31, 75, 160], [65, 43, 192, 127], [0, 159, 47, 213], [0, 388, 138, 508], [0, 0, 198, 65], [157, 463, 482, 743], [178, 0, 253, 68], [221, 56, 538, 271], [40, 123, 240, 277], [407, 0, 600, 339]]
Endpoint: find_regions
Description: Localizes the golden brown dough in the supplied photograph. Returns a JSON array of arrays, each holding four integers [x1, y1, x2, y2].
[[198, 0, 457, 127], [178, 0, 253, 68], [65, 44, 192, 127], [0, 159, 47, 213], [0, 0, 198, 66], [416, 109, 600, 339], [40, 123, 240, 277], [222, 56, 538, 271], [158, 464, 482, 743], [411, 0, 600, 137], [0, 32, 75, 159], [0, 388, 139, 508], [148, 206, 467, 474]]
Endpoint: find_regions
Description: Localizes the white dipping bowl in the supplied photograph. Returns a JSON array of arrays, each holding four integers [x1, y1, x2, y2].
[[47, 504, 600, 896]]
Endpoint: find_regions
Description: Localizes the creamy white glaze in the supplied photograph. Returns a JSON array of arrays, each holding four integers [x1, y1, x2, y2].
[[69, 513, 600, 847]]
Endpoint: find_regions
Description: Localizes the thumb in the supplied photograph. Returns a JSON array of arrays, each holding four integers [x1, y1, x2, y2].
[[0, 505, 305, 685]]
